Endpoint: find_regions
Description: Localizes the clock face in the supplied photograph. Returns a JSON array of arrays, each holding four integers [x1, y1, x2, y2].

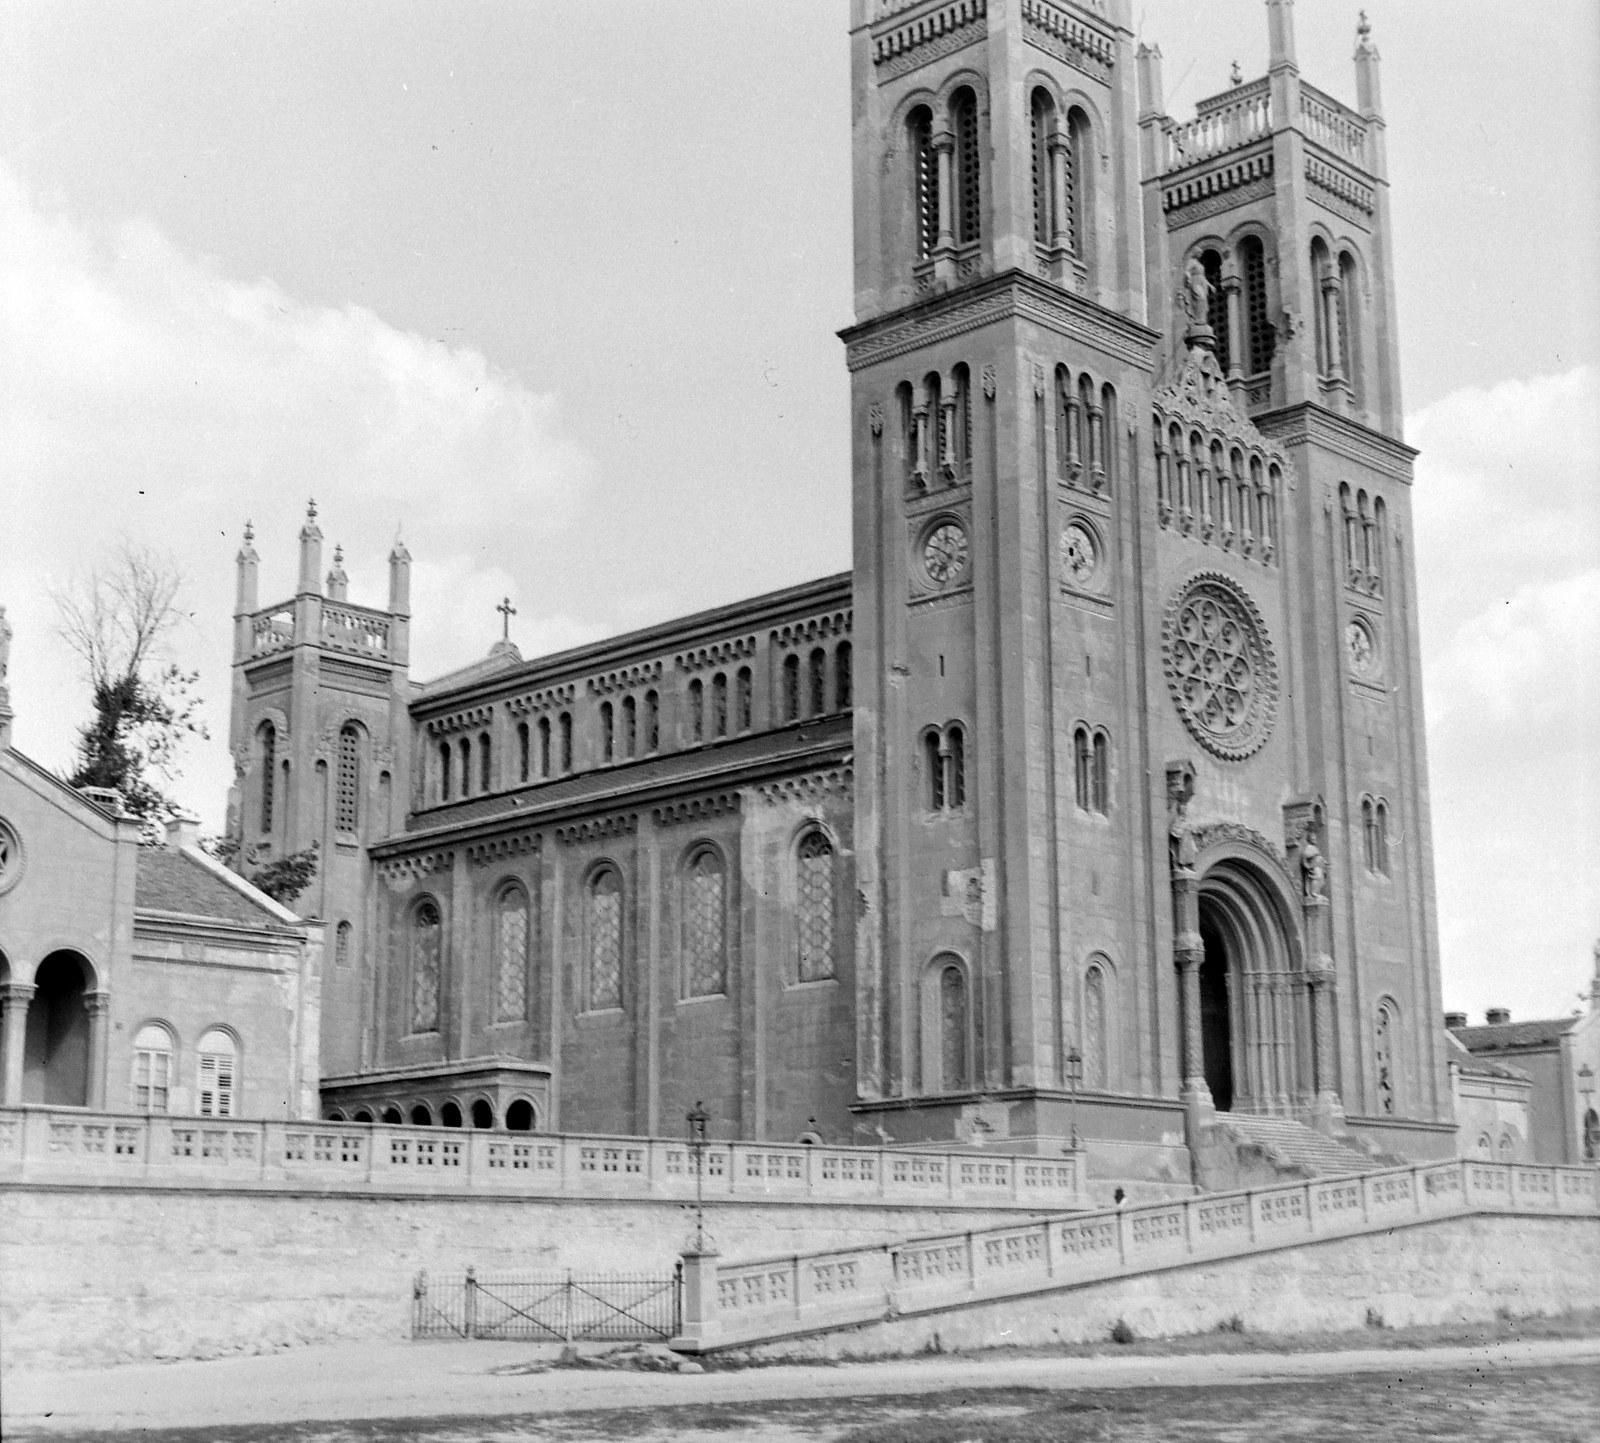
[[1346, 618, 1376, 676], [922, 521, 969, 586], [1061, 523, 1098, 586]]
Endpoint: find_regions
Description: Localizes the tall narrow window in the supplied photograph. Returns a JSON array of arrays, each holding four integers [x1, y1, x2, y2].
[[412, 901, 442, 1032], [1083, 966, 1107, 1089], [1311, 238, 1331, 375], [952, 363, 972, 474], [333, 724, 360, 833], [1374, 1001, 1397, 1115], [439, 741, 452, 802], [494, 885, 529, 1023], [1074, 727, 1091, 810], [622, 696, 637, 757], [835, 642, 852, 711], [645, 690, 660, 752], [1091, 732, 1109, 815], [258, 723, 277, 833], [601, 701, 615, 762], [953, 88, 980, 246], [688, 679, 704, 742], [939, 960, 969, 1091], [1066, 109, 1089, 258], [559, 713, 572, 772], [1201, 250, 1229, 374], [736, 668, 753, 731], [948, 724, 966, 808], [1241, 236, 1274, 374], [1375, 801, 1391, 876], [1338, 249, 1359, 399], [196, 1029, 237, 1117], [538, 717, 551, 777], [459, 737, 472, 796], [682, 848, 727, 997], [131, 1023, 173, 1113], [1362, 798, 1378, 872], [796, 831, 836, 982], [587, 868, 623, 1010], [808, 648, 827, 717], [335, 919, 352, 968], [909, 105, 937, 259], [926, 731, 946, 811], [712, 673, 728, 738], [518, 722, 530, 783], [479, 732, 492, 792], [782, 653, 800, 722], [1030, 87, 1052, 245]]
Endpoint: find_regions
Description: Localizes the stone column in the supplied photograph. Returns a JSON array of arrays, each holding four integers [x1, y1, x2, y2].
[[85, 991, 111, 1110], [912, 386, 931, 491], [1087, 402, 1105, 493], [1222, 266, 1245, 393], [1172, 867, 1213, 1119], [932, 127, 956, 283], [1321, 272, 1345, 382], [1048, 127, 1071, 255], [0, 983, 34, 1105], [1303, 887, 1345, 1131]]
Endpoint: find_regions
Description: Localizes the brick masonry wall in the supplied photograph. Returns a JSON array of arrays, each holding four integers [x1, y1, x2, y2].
[[733, 1215, 1600, 1359], [0, 1186, 1032, 1370]]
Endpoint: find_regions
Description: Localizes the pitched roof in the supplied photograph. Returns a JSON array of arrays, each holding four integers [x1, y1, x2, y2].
[[1446, 1031, 1530, 1081], [1450, 1016, 1579, 1052], [136, 846, 290, 928]]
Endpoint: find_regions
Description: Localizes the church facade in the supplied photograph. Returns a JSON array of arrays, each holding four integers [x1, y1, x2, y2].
[[225, 0, 1454, 1176]]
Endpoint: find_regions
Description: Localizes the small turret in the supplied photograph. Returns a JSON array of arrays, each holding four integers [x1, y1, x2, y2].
[[327, 544, 349, 602], [0, 603, 13, 751], [1267, 0, 1298, 71], [388, 536, 412, 617], [1353, 10, 1382, 116], [235, 521, 260, 616], [297, 499, 323, 596], [1136, 43, 1164, 122]]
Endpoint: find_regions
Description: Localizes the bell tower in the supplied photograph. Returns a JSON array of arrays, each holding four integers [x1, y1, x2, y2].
[[845, 0, 1163, 1147]]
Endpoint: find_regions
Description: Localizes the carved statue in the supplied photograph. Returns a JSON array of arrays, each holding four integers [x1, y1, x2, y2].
[[1301, 838, 1328, 901], [1179, 257, 1212, 328]]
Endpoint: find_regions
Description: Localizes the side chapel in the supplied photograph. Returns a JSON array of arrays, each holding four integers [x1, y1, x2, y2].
[[224, 0, 1454, 1178]]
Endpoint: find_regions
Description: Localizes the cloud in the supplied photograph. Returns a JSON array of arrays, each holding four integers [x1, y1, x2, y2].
[[0, 167, 593, 828], [1411, 368, 1599, 1019]]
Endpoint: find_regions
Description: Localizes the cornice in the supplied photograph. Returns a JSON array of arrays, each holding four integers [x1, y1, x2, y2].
[[1254, 402, 1417, 484]]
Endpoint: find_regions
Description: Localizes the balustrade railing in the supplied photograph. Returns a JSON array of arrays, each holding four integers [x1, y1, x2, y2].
[[250, 604, 295, 656], [320, 602, 392, 658], [1161, 80, 1270, 174], [682, 1157, 1600, 1349], [0, 1106, 1082, 1211], [1299, 83, 1367, 163]]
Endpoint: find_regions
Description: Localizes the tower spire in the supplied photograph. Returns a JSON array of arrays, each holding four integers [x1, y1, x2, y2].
[[297, 498, 323, 596], [327, 543, 349, 602]]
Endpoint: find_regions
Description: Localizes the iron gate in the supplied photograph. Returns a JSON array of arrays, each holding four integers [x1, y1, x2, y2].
[[412, 1266, 683, 1341]]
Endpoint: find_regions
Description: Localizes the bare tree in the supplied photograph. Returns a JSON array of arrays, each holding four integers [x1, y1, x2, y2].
[[54, 540, 207, 839]]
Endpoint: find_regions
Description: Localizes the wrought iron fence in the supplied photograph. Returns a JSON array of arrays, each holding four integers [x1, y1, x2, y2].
[[412, 1266, 682, 1342]]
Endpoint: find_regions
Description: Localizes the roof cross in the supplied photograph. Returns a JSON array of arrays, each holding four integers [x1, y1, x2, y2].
[[497, 596, 517, 641]]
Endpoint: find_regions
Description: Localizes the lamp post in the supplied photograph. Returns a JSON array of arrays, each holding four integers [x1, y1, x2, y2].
[[686, 1100, 710, 1252], [1064, 1047, 1083, 1152]]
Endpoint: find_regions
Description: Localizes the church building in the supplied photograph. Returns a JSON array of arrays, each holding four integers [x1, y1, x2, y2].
[[225, 0, 1454, 1179]]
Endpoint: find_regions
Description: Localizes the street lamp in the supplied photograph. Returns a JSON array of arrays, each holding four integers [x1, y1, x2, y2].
[[1064, 1047, 1083, 1152], [686, 1101, 711, 1252]]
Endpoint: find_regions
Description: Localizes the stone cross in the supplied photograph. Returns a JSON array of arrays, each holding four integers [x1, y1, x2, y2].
[[497, 597, 517, 641]]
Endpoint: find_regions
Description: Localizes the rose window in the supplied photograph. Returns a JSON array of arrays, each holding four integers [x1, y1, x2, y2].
[[1163, 573, 1278, 760]]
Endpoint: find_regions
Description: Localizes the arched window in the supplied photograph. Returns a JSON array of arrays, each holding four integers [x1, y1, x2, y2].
[[622, 696, 636, 757], [1338, 249, 1360, 401], [939, 959, 969, 1091], [951, 363, 972, 476], [412, 901, 442, 1033], [506, 1098, 535, 1132], [688, 679, 703, 743], [796, 831, 836, 982], [1030, 87, 1054, 246], [909, 105, 937, 260], [1362, 798, 1377, 872], [1311, 237, 1332, 375], [645, 691, 660, 752], [559, 712, 573, 772], [479, 731, 491, 792], [1371, 496, 1387, 594], [736, 668, 753, 731], [1497, 1133, 1515, 1161], [808, 649, 827, 717], [459, 737, 472, 796], [1083, 965, 1107, 1089], [334, 723, 361, 833], [1073, 727, 1091, 810], [471, 1099, 494, 1129], [1375, 801, 1391, 876], [439, 741, 452, 802], [952, 88, 980, 246], [335, 919, 352, 968], [948, 724, 965, 808], [518, 722, 530, 783], [494, 885, 529, 1023], [925, 725, 965, 811], [1374, 1000, 1398, 1115], [1476, 1132, 1492, 1159], [131, 1023, 173, 1113], [258, 723, 277, 833], [835, 642, 852, 711], [587, 868, 623, 1010], [1066, 108, 1090, 259], [926, 730, 946, 811], [682, 848, 727, 997], [440, 1101, 463, 1128], [411, 1103, 433, 1127], [712, 673, 728, 738], [196, 1029, 237, 1117], [1240, 236, 1274, 375], [782, 653, 801, 722], [1091, 732, 1109, 815], [1201, 249, 1229, 373], [601, 701, 615, 762], [1584, 1108, 1600, 1163]]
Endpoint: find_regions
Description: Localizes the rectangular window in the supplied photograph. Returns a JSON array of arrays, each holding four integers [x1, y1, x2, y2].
[[197, 1053, 235, 1117], [132, 1049, 171, 1113]]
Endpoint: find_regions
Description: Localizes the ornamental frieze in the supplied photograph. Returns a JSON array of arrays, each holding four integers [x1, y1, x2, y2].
[[379, 850, 454, 893], [467, 831, 541, 868], [653, 793, 741, 828], [757, 766, 853, 808]]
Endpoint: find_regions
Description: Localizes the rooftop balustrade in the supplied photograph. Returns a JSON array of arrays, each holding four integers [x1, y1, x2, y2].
[[246, 599, 394, 660]]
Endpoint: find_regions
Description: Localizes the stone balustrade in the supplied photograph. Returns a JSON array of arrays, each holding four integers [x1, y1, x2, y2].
[[1161, 80, 1270, 174], [1299, 83, 1367, 163], [249, 603, 296, 656], [320, 601, 392, 658], [0, 1106, 1083, 1211], [678, 1157, 1600, 1350]]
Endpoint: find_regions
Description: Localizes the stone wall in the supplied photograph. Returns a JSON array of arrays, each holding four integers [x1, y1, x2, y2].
[[732, 1214, 1600, 1359], [0, 1184, 1032, 1371]]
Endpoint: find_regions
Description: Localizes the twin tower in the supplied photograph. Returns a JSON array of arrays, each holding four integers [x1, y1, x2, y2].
[[227, 1, 1449, 1162]]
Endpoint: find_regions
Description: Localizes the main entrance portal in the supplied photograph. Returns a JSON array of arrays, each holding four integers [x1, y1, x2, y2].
[[1198, 918, 1234, 1111]]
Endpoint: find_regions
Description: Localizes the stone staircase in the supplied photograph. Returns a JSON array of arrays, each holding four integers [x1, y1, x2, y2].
[[1214, 1114, 1392, 1178]]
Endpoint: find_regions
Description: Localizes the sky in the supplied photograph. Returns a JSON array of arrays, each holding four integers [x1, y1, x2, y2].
[[1, 1, 1596, 1022]]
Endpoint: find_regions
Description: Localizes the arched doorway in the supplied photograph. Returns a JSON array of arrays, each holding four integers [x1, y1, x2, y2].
[[1196, 859, 1306, 1117], [24, 952, 93, 1106]]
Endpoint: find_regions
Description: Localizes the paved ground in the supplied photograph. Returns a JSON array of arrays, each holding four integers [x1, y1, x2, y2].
[[5, 1336, 1599, 1440]]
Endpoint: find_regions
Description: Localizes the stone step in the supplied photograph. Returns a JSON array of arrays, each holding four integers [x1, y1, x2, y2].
[[1219, 1114, 1386, 1175]]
